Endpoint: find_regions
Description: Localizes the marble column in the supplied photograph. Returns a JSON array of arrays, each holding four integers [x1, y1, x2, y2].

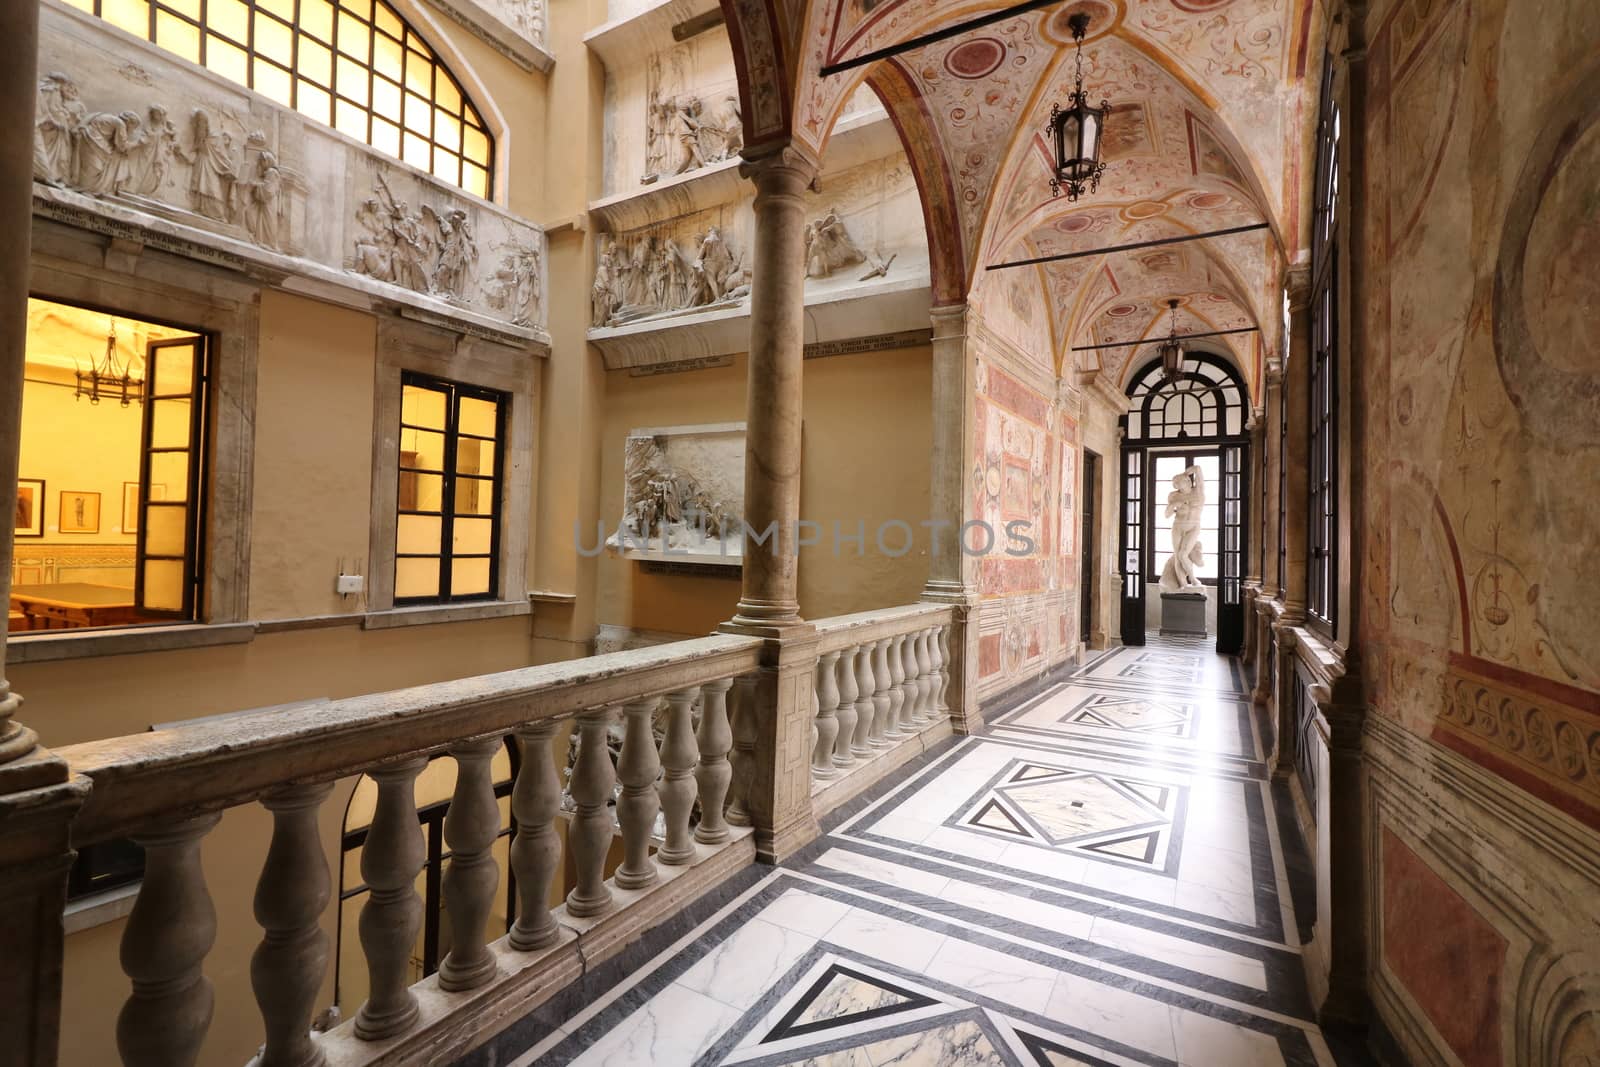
[[729, 144, 817, 630], [720, 142, 822, 863], [919, 304, 981, 735], [0, 5, 91, 1066]]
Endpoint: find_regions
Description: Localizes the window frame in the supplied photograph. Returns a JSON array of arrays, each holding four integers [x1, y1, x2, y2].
[[16, 292, 215, 633], [1145, 449, 1223, 586], [393, 369, 507, 606], [1306, 50, 1341, 630], [67, 0, 495, 197]]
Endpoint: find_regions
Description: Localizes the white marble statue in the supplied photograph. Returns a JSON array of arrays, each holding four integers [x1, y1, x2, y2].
[[1159, 465, 1206, 594]]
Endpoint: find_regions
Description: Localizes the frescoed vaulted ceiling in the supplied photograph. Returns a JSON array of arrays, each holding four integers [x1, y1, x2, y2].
[[720, 0, 1325, 391]]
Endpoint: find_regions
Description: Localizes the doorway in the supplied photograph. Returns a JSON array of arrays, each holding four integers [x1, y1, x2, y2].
[[1079, 449, 1099, 646]]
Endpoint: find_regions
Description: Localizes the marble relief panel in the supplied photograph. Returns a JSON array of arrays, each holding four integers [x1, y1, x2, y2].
[[35, 6, 547, 335]]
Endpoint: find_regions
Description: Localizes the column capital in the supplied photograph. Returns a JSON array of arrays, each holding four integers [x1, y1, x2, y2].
[[928, 302, 970, 339], [1283, 263, 1313, 312], [738, 142, 820, 190], [1265, 356, 1284, 385]]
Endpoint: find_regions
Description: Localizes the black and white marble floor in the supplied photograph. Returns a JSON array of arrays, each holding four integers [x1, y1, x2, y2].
[[469, 636, 1347, 1067]]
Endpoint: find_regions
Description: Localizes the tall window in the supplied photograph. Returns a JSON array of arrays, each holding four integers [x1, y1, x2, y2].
[[1150, 452, 1220, 583], [1307, 52, 1340, 626], [395, 372, 505, 604], [68, 0, 494, 197]]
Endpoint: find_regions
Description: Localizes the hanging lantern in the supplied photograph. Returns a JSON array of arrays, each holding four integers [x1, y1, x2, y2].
[[1157, 300, 1185, 384], [73, 317, 144, 407], [1047, 13, 1110, 201]]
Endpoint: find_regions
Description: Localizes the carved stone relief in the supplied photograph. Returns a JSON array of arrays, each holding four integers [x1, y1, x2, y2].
[[36, 8, 549, 336], [591, 227, 750, 327], [33, 70, 304, 254], [640, 48, 742, 185], [802, 208, 896, 282], [350, 172, 481, 302], [606, 424, 746, 563]]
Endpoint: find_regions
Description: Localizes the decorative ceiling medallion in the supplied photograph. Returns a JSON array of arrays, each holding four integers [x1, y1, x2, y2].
[[944, 36, 1007, 80], [1120, 200, 1169, 222], [1040, 0, 1122, 46], [1187, 191, 1231, 210], [1171, 0, 1238, 11], [1107, 302, 1141, 317], [1055, 213, 1099, 234]]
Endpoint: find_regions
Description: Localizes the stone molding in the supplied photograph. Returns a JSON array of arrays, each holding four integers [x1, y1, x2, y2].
[[424, 0, 554, 74]]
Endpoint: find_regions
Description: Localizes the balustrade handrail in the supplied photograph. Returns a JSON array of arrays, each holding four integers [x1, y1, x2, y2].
[[812, 603, 954, 655], [55, 632, 764, 844]]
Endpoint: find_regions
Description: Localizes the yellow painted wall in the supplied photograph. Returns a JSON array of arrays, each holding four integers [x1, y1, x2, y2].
[[592, 346, 935, 637], [18, 373, 142, 545], [250, 291, 378, 620]]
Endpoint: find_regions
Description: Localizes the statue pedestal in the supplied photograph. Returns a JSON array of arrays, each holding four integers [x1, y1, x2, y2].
[[1159, 592, 1207, 637]]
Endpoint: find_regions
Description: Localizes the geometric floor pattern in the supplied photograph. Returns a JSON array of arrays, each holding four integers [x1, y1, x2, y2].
[[464, 636, 1360, 1067]]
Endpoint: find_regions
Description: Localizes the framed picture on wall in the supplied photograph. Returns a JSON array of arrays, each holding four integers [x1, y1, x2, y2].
[[14, 479, 44, 538], [121, 482, 167, 534], [59, 490, 101, 535]]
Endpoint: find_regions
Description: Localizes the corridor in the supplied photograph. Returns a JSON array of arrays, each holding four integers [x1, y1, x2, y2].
[[466, 639, 1344, 1067]]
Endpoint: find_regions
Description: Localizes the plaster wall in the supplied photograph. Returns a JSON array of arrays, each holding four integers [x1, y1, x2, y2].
[[1351, 0, 1600, 1060], [592, 346, 934, 639]]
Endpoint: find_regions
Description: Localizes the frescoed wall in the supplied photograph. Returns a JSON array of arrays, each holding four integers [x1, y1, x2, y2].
[[1357, 0, 1600, 1061]]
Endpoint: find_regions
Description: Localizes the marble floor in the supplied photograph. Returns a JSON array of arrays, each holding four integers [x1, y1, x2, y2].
[[466, 636, 1353, 1067]]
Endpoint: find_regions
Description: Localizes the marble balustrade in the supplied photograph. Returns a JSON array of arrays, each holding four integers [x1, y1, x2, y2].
[[36, 602, 953, 1066], [810, 605, 956, 787]]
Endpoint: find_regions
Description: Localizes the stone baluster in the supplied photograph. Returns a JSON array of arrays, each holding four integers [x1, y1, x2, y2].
[[252, 783, 334, 1067], [509, 720, 561, 951], [438, 737, 502, 992], [354, 757, 426, 1040], [614, 697, 661, 891], [885, 634, 908, 738], [870, 639, 893, 748], [915, 628, 936, 723], [565, 708, 617, 918], [936, 625, 952, 714], [658, 688, 699, 864], [117, 812, 222, 1067], [901, 631, 924, 726], [812, 650, 841, 779], [852, 640, 876, 757], [695, 679, 735, 844], [832, 646, 859, 767], [726, 675, 758, 827]]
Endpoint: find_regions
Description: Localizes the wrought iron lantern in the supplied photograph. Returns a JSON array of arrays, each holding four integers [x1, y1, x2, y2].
[[1157, 299, 1185, 384], [1047, 12, 1110, 201], [74, 318, 144, 407]]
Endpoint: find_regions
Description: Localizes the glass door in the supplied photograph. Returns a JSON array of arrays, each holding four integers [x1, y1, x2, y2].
[[136, 336, 206, 617]]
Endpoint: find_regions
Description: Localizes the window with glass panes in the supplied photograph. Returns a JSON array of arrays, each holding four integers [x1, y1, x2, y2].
[[1149, 452, 1221, 583], [395, 372, 504, 604], [68, 0, 494, 197], [1307, 51, 1340, 626]]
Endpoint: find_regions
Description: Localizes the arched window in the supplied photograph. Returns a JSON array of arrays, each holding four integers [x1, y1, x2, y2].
[[1123, 351, 1248, 444], [67, 0, 494, 197]]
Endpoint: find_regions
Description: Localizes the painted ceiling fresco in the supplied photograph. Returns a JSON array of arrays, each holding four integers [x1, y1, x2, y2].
[[724, 0, 1324, 388]]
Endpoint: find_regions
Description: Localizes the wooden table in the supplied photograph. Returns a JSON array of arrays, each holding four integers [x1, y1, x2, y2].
[[9, 583, 141, 630]]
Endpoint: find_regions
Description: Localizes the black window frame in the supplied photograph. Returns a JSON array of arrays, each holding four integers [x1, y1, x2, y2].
[[394, 370, 507, 606], [1307, 50, 1340, 629]]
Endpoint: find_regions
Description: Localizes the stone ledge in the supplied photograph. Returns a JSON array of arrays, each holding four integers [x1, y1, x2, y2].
[[361, 599, 533, 630], [590, 271, 933, 370], [7, 621, 257, 664], [63, 881, 140, 935], [583, 0, 720, 73]]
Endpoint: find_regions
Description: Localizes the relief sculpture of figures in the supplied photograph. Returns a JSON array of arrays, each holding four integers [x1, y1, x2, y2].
[[236, 137, 286, 251], [74, 108, 146, 196], [350, 173, 485, 302], [803, 209, 865, 279], [489, 244, 543, 326], [643, 90, 742, 183], [606, 437, 736, 557], [592, 238, 620, 327], [429, 206, 478, 300], [34, 72, 85, 185], [187, 109, 237, 222], [1158, 465, 1206, 593]]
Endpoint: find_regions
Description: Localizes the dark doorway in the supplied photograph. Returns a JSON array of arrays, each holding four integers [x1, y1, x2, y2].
[[1080, 449, 1099, 646]]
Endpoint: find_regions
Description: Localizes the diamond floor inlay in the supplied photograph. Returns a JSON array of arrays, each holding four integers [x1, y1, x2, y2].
[[462, 637, 1360, 1067]]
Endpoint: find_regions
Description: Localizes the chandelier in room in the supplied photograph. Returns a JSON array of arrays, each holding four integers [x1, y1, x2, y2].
[[1048, 12, 1110, 201], [1157, 299, 1186, 385], [74, 318, 144, 407]]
